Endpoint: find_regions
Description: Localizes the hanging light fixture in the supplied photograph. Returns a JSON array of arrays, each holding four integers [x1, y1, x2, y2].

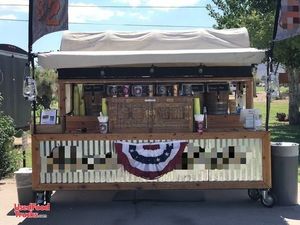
[[23, 63, 37, 101], [198, 64, 204, 74], [149, 64, 155, 74]]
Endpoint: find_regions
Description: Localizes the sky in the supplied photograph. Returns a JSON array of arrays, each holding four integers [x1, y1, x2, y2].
[[0, 0, 216, 53]]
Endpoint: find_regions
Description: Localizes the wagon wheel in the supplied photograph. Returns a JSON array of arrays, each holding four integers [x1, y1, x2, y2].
[[260, 191, 275, 208], [248, 189, 260, 201], [35, 191, 45, 205], [45, 191, 52, 204]]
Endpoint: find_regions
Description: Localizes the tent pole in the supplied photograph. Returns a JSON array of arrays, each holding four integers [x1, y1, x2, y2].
[[266, 0, 281, 131], [265, 52, 271, 131], [28, 0, 36, 134]]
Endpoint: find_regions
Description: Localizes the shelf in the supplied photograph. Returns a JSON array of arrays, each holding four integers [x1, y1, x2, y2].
[[35, 124, 63, 134], [58, 77, 253, 84], [32, 129, 268, 140]]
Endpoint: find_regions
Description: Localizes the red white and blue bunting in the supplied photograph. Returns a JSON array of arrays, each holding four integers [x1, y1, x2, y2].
[[115, 140, 188, 180]]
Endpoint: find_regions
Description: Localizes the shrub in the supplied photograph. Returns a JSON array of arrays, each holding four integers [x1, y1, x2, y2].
[[0, 94, 21, 179], [276, 112, 289, 122]]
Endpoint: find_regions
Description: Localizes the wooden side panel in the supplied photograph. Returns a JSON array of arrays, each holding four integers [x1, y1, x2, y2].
[[207, 115, 243, 129], [65, 116, 99, 133], [35, 124, 63, 134], [31, 135, 41, 189], [262, 132, 272, 188], [33, 181, 269, 191]]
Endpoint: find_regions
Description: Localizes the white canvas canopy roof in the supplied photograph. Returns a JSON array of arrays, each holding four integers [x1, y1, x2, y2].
[[37, 27, 265, 69]]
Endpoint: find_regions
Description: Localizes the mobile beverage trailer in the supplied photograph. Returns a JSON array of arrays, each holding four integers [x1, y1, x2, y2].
[[33, 28, 274, 206]]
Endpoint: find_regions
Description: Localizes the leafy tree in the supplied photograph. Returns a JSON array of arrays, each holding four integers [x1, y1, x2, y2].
[[35, 68, 58, 109], [207, 0, 300, 124]]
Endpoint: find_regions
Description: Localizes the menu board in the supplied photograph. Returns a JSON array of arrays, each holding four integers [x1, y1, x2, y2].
[[207, 83, 229, 92]]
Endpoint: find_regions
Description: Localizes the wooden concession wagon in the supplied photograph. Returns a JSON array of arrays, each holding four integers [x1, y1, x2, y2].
[[34, 28, 274, 206]]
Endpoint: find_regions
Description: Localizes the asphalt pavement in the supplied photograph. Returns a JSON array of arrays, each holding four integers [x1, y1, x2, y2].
[[1, 178, 300, 225]]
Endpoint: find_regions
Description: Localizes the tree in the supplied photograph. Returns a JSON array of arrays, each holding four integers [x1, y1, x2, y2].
[[207, 0, 300, 124], [275, 37, 300, 124], [0, 94, 21, 179], [35, 68, 58, 109]]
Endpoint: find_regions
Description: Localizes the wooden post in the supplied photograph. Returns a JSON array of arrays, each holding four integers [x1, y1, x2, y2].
[[58, 81, 66, 133], [246, 79, 254, 109], [22, 132, 28, 167]]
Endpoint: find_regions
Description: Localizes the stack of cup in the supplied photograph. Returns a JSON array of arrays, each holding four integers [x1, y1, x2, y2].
[[194, 114, 204, 134], [98, 112, 109, 134], [194, 97, 204, 133]]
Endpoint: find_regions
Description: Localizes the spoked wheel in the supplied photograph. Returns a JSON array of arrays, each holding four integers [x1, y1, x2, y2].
[[248, 189, 260, 201], [260, 190, 275, 208]]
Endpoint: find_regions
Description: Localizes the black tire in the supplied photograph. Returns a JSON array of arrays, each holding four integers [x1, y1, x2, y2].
[[35, 191, 45, 205], [248, 189, 260, 201], [260, 192, 275, 208], [45, 191, 52, 204]]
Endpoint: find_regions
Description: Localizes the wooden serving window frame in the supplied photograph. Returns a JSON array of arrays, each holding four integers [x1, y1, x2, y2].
[[57, 78, 254, 134]]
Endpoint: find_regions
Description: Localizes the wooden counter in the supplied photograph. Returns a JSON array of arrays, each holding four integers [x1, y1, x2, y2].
[[31, 130, 271, 191]]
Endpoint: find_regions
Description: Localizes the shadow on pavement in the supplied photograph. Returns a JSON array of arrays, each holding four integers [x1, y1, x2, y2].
[[19, 190, 300, 225], [6, 209, 15, 216]]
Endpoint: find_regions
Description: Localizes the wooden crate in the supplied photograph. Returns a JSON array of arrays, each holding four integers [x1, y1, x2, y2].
[[108, 97, 150, 133], [151, 97, 193, 133], [108, 97, 193, 133]]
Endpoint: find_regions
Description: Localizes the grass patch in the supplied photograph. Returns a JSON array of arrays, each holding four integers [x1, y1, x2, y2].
[[256, 86, 265, 93], [254, 98, 300, 144], [256, 86, 289, 95], [25, 148, 32, 168], [255, 87, 300, 182], [279, 86, 289, 94], [254, 102, 288, 126], [269, 124, 300, 143]]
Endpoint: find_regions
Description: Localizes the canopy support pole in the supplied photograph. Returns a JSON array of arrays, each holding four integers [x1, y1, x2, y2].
[[265, 0, 281, 131], [28, 0, 36, 134]]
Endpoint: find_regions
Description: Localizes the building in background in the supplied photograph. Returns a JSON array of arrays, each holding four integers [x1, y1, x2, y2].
[[0, 44, 31, 128]]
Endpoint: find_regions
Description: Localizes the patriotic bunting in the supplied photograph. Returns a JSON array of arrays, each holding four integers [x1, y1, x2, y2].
[[115, 141, 188, 180]]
